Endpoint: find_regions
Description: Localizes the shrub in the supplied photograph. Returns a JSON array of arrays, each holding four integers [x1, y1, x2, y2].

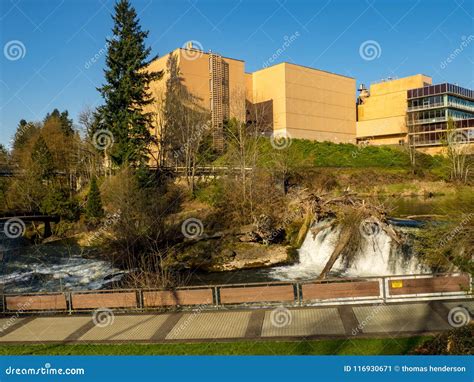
[[195, 180, 224, 206], [412, 324, 473, 355], [85, 176, 104, 221], [40, 187, 80, 221]]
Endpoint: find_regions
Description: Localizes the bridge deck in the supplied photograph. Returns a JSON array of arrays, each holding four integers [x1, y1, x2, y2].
[[0, 215, 60, 222], [0, 299, 471, 343]]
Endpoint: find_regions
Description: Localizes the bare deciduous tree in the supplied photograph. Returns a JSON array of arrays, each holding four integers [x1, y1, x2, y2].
[[157, 53, 211, 194], [444, 118, 471, 183]]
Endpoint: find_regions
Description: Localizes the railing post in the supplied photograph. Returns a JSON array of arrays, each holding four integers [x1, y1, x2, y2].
[[0, 285, 5, 314], [137, 289, 144, 310], [67, 292, 73, 315], [294, 283, 301, 306], [213, 287, 220, 307], [382, 277, 389, 302]]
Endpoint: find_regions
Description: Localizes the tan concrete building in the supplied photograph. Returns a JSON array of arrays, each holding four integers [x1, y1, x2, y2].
[[147, 44, 356, 152], [356, 74, 432, 145], [147, 46, 246, 150], [247, 63, 356, 142]]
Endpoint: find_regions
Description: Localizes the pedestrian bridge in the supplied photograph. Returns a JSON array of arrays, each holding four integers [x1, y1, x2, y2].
[[0, 273, 471, 344], [0, 213, 60, 238]]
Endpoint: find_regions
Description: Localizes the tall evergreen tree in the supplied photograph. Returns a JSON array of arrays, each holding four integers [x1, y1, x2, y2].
[[12, 119, 39, 151], [98, 0, 161, 166], [44, 109, 74, 136], [0, 144, 8, 162], [31, 135, 55, 180], [86, 176, 104, 219]]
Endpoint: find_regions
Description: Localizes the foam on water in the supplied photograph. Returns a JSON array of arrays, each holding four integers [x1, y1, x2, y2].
[[0, 229, 126, 293], [269, 220, 428, 281]]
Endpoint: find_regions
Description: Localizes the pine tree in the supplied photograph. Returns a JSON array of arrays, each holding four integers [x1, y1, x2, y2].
[[44, 109, 74, 136], [31, 135, 55, 180], [86, 176, 104, 219], [98, 0, 161, 166], [13, 120, 39, 151]]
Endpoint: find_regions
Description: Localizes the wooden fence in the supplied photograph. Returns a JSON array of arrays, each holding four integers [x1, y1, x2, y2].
[[2, 273, 472, 313]]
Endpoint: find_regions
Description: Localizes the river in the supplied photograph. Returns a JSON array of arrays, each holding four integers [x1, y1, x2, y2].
[[0, 230, 125, 294], [1, 193, 470, 292]]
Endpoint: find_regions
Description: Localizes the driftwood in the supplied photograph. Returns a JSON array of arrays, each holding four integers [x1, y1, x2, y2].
[[299, 190, 406, 279], [381, 222, 403, 245], [317, 227, 352, 280], [405, 214, 447, 220], [310, 221, 334, 239]]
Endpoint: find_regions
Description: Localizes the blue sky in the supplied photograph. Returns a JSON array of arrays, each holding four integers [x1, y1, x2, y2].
[[0, 0, 473, 147]]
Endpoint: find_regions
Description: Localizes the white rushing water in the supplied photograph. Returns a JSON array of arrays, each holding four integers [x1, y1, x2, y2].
[[269, 220, 428, 281], [0, 227, 126, 293], [0, 255, 126, 293]]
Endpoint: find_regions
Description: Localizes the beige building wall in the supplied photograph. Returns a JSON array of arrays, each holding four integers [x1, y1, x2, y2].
[[146, 48, 246, 161], [147, 48, 246, 120], [356, 74, 432, 143], [146, 52, 168, 114], [247, 63, 356, 142], [247, 64, 287, 133], [147, 48, 357, 150], [283, 63, 355, 142], [179, 49, 246, 120]]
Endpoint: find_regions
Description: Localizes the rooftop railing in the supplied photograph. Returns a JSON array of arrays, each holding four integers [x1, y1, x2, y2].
[[407, 101, 474, 113]]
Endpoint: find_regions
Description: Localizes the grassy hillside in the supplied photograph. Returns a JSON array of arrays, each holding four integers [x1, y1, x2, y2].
[[257, 138, 446, 169], [215, 138, 447, 175]]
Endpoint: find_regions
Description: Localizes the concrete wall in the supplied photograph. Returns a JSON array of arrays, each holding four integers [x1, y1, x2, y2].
[[147, 48, 246, 120], [178, 49, 247, 121], [283, 63, 356, 143], [247, 62, 356, 142], [247, 64, 287, 133], [357, 74, 432, 142], [148, 50, 357, 145]]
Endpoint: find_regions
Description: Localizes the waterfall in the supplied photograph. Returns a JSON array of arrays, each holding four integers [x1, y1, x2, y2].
[[269, 220, 429, 281]]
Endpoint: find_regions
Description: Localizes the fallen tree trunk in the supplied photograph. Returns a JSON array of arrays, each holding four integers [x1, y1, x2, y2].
[[317, 226, 352, 280], [310, 221, 334, 239], [381, 222, 403, 245]]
